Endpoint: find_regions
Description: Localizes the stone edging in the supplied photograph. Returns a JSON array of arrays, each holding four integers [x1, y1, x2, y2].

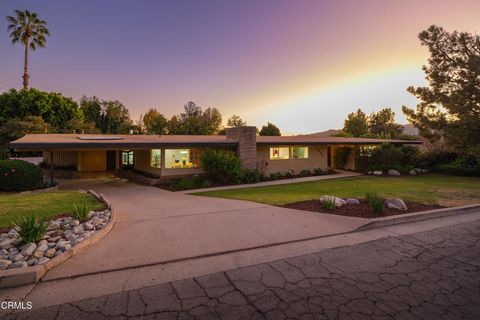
[[356, 203, 480, 231], [0, 190, 116, 288]]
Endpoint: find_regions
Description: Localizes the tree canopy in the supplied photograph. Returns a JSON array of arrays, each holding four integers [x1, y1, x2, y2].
[[259, 122, 281, 136], [227, 115, 246, 127], [0, 88, 82, 129], [343, 108, 369, 137], [142, 108, 168, 134], [402, 25, 480, 152], [168, 101, 223, 135], [6, 10, 50, 89]]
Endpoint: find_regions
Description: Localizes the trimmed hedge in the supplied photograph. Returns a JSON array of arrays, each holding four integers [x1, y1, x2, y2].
[[0, 160, 44, 191]]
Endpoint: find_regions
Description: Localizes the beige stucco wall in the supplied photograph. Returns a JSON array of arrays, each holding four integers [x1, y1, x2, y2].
[[257, 145, 329, 175]]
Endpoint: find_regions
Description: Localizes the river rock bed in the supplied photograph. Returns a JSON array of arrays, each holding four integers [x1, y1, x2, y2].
[[0, 209, 111, 270]]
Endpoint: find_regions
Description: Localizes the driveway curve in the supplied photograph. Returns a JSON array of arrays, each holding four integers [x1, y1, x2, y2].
[[44, 177, 367, 280]]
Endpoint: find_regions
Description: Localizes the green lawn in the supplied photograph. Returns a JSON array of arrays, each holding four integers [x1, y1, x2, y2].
[[0, 191, 105, 228], [195, 174, 480, 206]]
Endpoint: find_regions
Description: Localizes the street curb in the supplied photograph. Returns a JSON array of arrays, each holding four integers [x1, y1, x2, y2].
[[355, 203, 480, 231], [0, 190, 116, 288]]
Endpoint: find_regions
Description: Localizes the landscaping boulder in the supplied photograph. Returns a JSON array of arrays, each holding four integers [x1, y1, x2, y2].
[[9, 261, 28, 269], [388, 169, 401, 176], [385, 198, 408, 210], [409, 169, 417, 175], [20, 243, 37, 256], [47, 221, 61, 231], [346, 198, 360, 205], [373, 171, 383, 176], [320, 195, 346, 208], [0, 259, 12, 270]]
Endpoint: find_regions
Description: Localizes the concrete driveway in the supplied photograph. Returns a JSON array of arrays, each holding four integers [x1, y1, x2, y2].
[[45, 177, 367, 280]]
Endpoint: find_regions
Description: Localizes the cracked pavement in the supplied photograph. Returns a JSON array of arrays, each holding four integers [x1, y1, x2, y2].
[[6, 219, 480, 320]]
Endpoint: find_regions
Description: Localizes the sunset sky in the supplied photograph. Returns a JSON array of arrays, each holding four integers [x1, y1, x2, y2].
[[1, 0, 479, 134]]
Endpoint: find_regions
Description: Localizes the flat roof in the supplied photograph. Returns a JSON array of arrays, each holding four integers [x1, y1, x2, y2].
[[9, 134, 238, 150], [256, 136, 422, 145], [9, 134, 421, 151]]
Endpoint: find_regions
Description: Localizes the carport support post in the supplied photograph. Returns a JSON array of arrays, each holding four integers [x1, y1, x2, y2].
[[49, 150, 55, 187]]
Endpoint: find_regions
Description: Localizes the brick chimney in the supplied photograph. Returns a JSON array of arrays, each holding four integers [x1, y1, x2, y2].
[[226, 126, 257, 170]]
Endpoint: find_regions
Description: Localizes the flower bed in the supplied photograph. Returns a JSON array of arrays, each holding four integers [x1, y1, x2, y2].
[[284, 199, 444, 218], [0, 208, 111, 270]]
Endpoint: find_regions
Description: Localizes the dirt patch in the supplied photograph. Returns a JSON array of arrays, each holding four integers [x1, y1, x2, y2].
[[435, 188, 480, 207], [283, 199, 445, 218]]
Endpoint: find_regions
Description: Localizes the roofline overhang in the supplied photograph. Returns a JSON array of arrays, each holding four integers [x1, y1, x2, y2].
[[255, 141, 423, 146], [9, 141, 239, 151]]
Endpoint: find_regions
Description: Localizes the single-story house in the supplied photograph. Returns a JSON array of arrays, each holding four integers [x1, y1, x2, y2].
[[9, 126, 421, 183]]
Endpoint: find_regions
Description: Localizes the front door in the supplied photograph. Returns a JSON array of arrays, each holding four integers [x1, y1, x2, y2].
[[106, 151, 116, 171]]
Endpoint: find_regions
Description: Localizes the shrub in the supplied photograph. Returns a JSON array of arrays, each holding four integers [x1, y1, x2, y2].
[[201, 179, 213, 188], [13, 215, 50, 243], [415, 150, 457, 171], [243, 169, 262, 184], [335, 147, 352, 169], [299, 169, 312, 177], [284, 169, 295, 178], [365, 192, 384, 215], [72, 201, 89, 221], [321, 197, 336, 210], [313, 167, 323, 175], [437, 164, 480, 177], [269, 171, 283, 180], [200, 149, 244, 184], [0, 160, 44, 191], [169, 177, 190, 191]]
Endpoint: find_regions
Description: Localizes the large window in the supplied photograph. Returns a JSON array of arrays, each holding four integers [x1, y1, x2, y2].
[[121, 150, 134, 166], [291, 147, 308, 159], [270, 147, 290, 160], [270, 147, 308, 160], [165, 149, 201, 169], [150, 149, 161, 168]]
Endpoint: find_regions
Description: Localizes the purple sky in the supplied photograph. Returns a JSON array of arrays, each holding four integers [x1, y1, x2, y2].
[[1, 0, 479, 134]]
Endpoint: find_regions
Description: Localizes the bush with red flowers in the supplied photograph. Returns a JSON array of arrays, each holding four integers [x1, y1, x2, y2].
[[0, 160, 44, 191]]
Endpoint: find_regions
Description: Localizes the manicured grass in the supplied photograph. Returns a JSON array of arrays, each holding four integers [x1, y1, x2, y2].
[[195, 174, 480, 206], [0, 191, 105, 228]]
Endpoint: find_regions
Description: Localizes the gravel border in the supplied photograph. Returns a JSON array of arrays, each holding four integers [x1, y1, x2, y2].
[[0, 190, 116, 288]]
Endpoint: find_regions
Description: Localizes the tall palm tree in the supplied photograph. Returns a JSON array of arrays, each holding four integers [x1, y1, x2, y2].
[[6, 10, 50, 90]]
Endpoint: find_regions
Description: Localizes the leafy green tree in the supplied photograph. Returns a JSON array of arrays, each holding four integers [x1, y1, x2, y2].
[[142, 108, 167, 134], [6, 10, 50, 89], [402, 25, 480, 152], [99, 100, 133, 134], [169, 102, 223, 135], [259, 122, 281, 136], [167, 115, 181, 134], [0, 89, 82, 129], [79, 96, 102, 129], [369, 108, 403, 138], [202, 107, 222, 134], [342, 108, 369, 137], [0, 116, 45, 157], [227, 115, 246, 127]]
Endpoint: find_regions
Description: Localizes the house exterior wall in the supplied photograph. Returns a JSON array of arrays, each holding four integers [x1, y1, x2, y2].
[[226, 126, 257, 170], [79, 150, 106, 172], [256, 145, 329, 174], [43, 151, 78, 168]]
